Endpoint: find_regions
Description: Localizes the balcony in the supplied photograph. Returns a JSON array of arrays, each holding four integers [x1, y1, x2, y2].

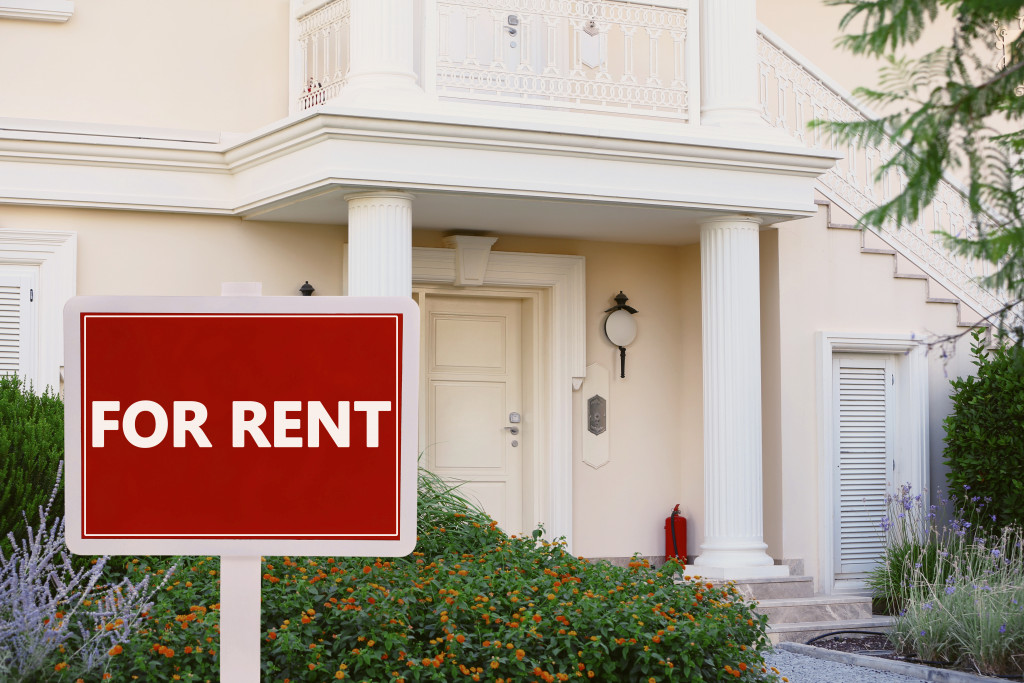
[[295, 0, 697, 123]]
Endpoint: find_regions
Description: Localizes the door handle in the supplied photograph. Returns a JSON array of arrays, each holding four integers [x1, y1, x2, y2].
[[505, 426, 520, 435]]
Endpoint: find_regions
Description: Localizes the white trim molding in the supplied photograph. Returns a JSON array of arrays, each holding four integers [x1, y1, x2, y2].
[[0, 0, 74, 22], [412, 247, 585, 550], [816, 331, 929, 594], [0, 230, 77, 394]]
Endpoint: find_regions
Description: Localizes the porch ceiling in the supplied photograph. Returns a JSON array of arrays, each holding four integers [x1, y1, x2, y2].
[[242, 188, 724, 246]]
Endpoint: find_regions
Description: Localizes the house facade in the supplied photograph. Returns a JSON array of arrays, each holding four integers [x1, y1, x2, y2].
[[0, 0, 1006, 594]]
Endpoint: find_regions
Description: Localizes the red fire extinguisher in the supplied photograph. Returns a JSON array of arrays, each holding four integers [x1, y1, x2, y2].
[[665, 504, 686, 562]]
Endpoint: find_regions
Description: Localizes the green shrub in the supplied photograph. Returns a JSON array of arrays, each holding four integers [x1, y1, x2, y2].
[[943, 329, 1024, 533], [0, 375, 64, 556]]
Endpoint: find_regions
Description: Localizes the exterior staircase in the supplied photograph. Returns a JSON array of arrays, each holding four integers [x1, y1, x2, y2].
[[719, 577, 894, 645], [817, 198, 990, 336]]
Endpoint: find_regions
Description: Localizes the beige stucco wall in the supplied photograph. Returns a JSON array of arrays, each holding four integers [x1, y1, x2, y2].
[[0, 206, 345, 296], [765, 204, 975, 587], [0, 0, 289, 133], [413, 231, 704, 560], [758, 0, 958, 104]]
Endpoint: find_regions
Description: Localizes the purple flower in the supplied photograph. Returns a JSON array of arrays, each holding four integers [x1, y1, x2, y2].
[[946, 586, 956, 595], [1000, 624, 1007, 634]]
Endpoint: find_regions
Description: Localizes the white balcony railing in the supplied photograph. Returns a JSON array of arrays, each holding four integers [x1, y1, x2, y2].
[[434, 0, 692, 120], [297, 0, 695, 122], [758, 26, 1021, 327], [297, 0, 351, 111]]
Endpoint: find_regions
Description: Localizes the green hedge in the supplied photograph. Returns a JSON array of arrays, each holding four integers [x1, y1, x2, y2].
[[943, 330, 1024, 532], [0, 374, 64, 556]]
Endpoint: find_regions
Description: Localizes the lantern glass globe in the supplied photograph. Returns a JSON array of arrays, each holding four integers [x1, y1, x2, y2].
[[604, 309, 637, 346]]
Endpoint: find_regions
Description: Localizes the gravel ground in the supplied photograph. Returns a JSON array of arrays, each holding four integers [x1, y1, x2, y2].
[[765, 648, 925, 683]]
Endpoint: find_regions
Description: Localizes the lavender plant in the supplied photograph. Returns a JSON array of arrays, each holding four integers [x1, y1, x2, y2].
[[0, 465, 174, 681], [871, 484, 1024, 677]]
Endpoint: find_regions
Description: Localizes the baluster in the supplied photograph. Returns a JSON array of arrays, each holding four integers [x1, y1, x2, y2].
[[544, 15, 559, 76], [597, 26, 610, 82], [775, 78, 788, 134], [646, 28, 662, 87], [466, 9, 480, 66], [491, 10, 505, 70], [865, 147, 875, 199], [519, 13, 533, 74], [438, 6, 451, 66], [571, 19, 584, 79], [321, 26, 330, 88], [758, 65, 770, 121], [671, 29, 685, 89], [621, 25, 637, 84]]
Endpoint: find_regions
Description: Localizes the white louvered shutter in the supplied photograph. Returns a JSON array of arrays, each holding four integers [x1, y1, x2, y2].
[[833, 355, 893, 579], [0, 268, 39, 386]]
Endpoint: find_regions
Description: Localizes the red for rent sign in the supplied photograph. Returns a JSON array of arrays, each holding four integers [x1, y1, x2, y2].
[[63, 296, 419, 557]]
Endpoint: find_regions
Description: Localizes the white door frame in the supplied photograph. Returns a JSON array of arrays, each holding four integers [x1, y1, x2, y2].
[[413, 247, 585, 550], [415, 287, 534, 535], [0, 230, 77, 394], [816, 332, 929, 594]]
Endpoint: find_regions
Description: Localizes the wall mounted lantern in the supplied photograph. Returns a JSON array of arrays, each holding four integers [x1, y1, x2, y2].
[[603, 291, 638, 378], [299, 281, 315, 296]]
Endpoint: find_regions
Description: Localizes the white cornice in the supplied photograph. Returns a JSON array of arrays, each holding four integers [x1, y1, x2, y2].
[[0, 111, 838, 220], [0, 0, 73, 22]]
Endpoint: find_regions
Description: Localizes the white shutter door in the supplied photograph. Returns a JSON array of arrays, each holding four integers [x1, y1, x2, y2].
[[0, 268, 38, 385], [833, 354, 893, 578]]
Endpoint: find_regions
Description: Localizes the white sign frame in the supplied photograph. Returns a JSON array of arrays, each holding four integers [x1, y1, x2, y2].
[[63, 295, 419, 558]]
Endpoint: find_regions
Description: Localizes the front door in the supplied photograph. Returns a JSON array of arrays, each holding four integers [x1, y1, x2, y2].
[[422, 294, 524, 534]]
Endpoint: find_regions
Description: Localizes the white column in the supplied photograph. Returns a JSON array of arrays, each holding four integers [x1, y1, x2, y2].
[[341, 0, 423, 106], [346, 192, 414, 297], [691, 216, 787, 579], [700, 0, 762, 129]]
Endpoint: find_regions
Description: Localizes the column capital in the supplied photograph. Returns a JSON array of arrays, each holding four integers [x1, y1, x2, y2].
[[699, 215, 763, 229], [345, 191, 417, 204]]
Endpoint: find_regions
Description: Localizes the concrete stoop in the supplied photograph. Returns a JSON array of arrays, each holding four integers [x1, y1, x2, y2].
[[721, 577, 893, 645]]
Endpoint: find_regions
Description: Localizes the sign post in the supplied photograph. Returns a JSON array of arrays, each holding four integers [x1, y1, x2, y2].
[[63, 295, 419, 681]]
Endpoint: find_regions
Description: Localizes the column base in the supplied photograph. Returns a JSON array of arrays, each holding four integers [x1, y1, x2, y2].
[[682, 563, 790, 580], [689, 539, 789, 580]]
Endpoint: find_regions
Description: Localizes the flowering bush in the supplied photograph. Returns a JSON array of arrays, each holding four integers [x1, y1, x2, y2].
[[870, 484, 1024, 677], [257, 472, 777, 682], [25, 471, 778, 682]]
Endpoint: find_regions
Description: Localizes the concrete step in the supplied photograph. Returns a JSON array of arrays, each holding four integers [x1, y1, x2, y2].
[[768, 615, 894, 645], [755, 594, 873, 624], [721, 576, 815, 600]]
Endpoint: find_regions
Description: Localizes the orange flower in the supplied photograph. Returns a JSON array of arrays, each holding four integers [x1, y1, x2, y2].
[[108, 644, 123, 656], [491, 661, 500, 669], [267, 632, 277, 641], [515, 649, 525, 661], [738, 662, 747, 671], [54, 662, 68, 672], [308, 663, 316, 671], [363, 566, 372, 574], [533, 614, 542, 623], [185, 646, 193, 654], [456, 634, 466, 643]]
